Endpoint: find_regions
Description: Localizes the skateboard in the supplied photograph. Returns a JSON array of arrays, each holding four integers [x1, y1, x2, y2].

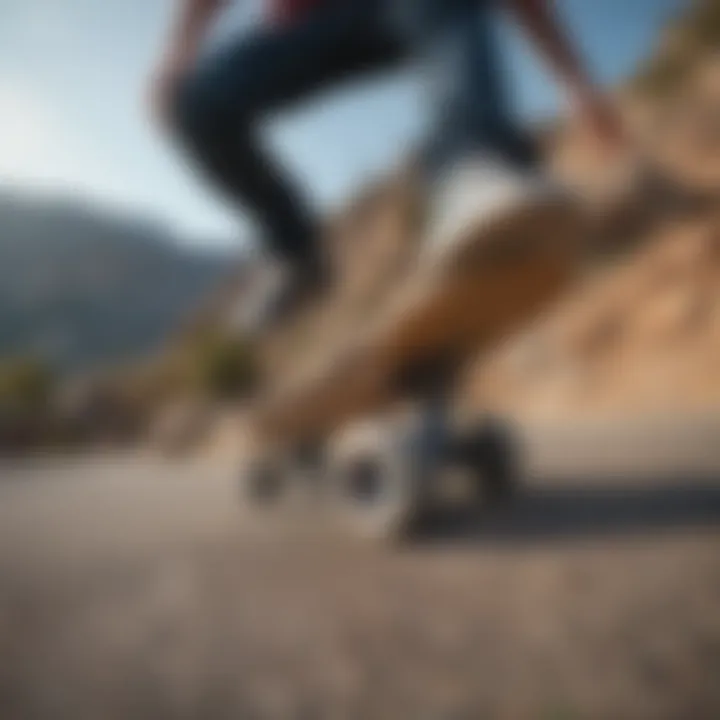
[[239, 189, 585, 540]]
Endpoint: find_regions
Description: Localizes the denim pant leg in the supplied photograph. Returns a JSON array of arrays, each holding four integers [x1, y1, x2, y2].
[[172, 0, 401, 268], [389, 0, 539, 177]]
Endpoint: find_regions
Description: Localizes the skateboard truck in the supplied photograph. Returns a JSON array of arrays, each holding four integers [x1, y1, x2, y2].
[[239, 346, 520, 541], [319, 352, 519, 540]]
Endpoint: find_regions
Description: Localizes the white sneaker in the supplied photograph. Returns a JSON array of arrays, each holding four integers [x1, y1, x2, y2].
[[421, 153, 579, 268]]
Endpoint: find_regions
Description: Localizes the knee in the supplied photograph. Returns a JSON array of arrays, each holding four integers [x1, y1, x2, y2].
[[169, 71, 241, 150]]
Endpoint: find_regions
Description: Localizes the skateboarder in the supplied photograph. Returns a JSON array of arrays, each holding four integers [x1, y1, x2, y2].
[[150, 0, 624, 333]]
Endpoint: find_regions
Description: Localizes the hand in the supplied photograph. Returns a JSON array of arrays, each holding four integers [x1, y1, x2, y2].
[[570, 86, 628, 157]]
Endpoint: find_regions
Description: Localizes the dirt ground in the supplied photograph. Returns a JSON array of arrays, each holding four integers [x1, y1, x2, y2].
[[1, 426, 720, 720]]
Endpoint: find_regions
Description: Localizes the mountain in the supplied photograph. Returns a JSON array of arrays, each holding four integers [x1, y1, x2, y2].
[[0, 190, 238, 373]]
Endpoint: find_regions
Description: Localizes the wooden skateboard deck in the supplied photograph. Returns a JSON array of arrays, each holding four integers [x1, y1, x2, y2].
[[247, 195, 585, 451]]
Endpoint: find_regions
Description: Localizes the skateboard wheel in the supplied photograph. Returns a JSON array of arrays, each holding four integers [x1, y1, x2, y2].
[[326, 417, 430, 541]]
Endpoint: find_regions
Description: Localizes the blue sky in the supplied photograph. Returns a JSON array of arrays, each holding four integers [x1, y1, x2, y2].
[[0, 0, 683, 248]]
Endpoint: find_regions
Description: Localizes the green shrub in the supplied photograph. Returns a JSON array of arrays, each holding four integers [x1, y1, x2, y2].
[[187, 333, 258, 401], [0, 357, 54, 414]]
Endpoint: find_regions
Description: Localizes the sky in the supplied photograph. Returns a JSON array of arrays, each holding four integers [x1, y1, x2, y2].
[[0, 0, 683, 249]]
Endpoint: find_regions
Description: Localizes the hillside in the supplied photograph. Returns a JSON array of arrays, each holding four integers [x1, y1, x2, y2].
[[463, 211, 720, 420], [0, 191, 236, 373], [461, 1, 720, 420]]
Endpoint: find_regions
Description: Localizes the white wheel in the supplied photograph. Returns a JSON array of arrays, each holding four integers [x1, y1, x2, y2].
[[326, 414, 435, 541]]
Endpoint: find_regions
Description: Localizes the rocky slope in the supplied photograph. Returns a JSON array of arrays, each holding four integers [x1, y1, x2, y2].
[[463, 210, 720, 420], [462, 17, 720, 420]]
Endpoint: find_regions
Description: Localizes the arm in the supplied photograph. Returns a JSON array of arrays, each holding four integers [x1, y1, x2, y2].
[[503, 0, 625, 147], [162, 0, 227, 69], [150, 0, 228, 124]]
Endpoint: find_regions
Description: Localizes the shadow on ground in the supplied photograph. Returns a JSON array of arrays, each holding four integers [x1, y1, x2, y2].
[[414, 474, 720, 545]]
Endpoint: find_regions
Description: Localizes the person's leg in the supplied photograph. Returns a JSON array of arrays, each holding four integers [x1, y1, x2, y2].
[[391, 0, 539, 176], [389, 0, 576, 266], [171, 0, 402, 273]]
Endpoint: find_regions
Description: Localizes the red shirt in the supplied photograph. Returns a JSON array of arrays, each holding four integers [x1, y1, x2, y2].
[[269, 0, 328, 25]]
